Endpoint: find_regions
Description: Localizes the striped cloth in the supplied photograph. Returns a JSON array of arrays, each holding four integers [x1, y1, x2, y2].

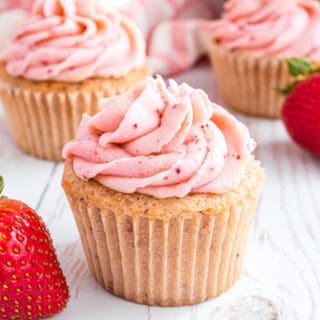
[[0, 0, 225, 75], [0, 0, 32, 11]]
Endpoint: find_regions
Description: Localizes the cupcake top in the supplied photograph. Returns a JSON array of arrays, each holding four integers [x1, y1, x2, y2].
[[2, 0, 146, 82], [209, 0, 320, 58], [63, 76, 255, 199]]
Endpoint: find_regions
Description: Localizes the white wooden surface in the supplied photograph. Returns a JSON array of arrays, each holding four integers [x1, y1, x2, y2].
[[1, 61, 320, 320]]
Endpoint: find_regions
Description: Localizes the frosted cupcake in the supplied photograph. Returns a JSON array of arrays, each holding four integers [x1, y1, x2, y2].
[[0, 0, 148, 161], [61, 76, 264, 306], [208, 0, 320, 118]]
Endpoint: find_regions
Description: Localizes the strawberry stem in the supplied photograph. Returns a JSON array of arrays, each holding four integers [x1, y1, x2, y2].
[[0, 176, 4, 195]]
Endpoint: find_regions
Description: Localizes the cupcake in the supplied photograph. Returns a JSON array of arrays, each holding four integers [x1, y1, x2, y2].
[[208, 0, 320, 118], [61, 76, 264, 306], [0, 0, 148, 161]]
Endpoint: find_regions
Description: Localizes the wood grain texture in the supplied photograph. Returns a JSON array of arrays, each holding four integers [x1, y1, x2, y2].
[[0, 61, 319, 319]]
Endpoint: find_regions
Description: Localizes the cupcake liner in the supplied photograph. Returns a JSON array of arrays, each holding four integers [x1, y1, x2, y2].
[[208, 42, 292, 118], [0, 63, 149, 161], [62, 160, 264, 306], [0, 89, 99, 161]]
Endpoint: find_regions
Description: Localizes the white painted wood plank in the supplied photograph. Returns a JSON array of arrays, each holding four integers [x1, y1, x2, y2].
[[0, 107, 56, 209], [245, 118, 320, 320]]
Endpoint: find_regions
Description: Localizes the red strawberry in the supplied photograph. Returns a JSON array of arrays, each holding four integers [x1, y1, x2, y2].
[[280, 58, 320, 157], [0, 176, 69, 319]]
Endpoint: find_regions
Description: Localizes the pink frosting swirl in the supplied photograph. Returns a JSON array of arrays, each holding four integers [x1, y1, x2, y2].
[[3, 0, 146, 82], [209, 0, 320, 58], [62, 76, 255, 198]]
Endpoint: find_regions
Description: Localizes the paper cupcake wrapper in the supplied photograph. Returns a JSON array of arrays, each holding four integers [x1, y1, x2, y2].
[[0, 88, 102, 161], [0, 64, 149, 161], [208, 42, 292, 118], [63, 163, 264, 306]]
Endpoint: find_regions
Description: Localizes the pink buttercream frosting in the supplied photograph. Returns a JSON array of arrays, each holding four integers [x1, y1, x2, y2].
[[62, 76, 255, 198], [209, 0, 320, 58], [3, 0, 146, 82]]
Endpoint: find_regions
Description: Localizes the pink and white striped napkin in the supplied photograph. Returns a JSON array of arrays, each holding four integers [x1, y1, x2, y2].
[[0, 0, 225, 75], [119, 0, 221, 75], [0, 0, 32, 11]]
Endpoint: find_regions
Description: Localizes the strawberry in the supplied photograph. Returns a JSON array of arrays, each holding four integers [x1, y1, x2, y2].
[[280, 58, 320, 157], [0, 176, 69, 320]]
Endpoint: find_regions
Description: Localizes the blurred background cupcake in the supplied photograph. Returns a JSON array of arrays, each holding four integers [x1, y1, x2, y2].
[[207, 0, 320, 118], [0, 0, 148, 161]]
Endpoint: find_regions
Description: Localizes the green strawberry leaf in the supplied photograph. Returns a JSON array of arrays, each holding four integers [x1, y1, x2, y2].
[[277, 58, 320, 95], [286, 57, 316, 77], [0, 176, 3, 195], [276, 82, 297, 95]]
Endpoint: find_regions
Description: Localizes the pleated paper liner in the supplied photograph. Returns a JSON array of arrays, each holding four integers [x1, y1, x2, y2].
[[62, 160, 265, 306], [208, 41, 292, 118], [0, 63, 149, 161]]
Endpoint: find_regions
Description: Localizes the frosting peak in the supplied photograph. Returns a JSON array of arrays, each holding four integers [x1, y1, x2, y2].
[[63, 76, 254, 198], [209, 0, 320, 58], [3, 0, 146, 82]]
